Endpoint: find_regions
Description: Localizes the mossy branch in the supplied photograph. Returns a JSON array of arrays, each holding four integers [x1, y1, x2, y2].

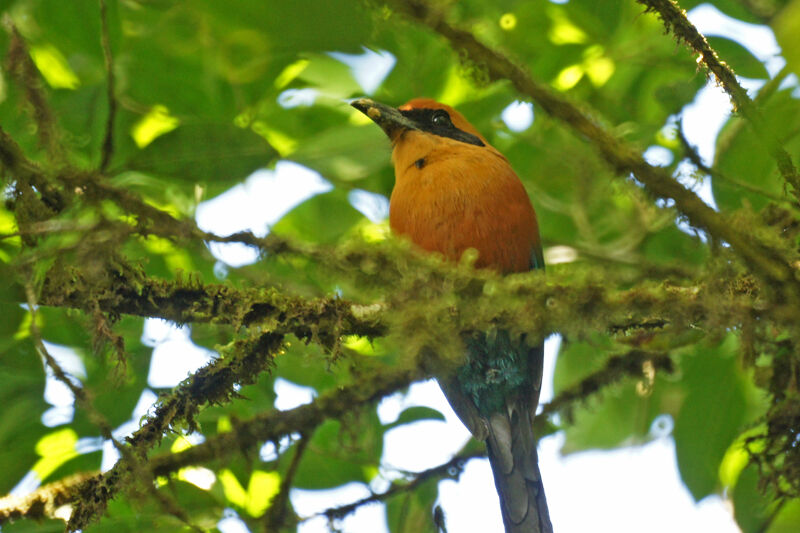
[[0, 345, 677, 527], [65, 331, 285, 530], [37, 261, 386, 338], [1, 363, 422, 529], [0, 472, 96, 524], [145, 365, 423, 476], [34, 252, 768, 353]]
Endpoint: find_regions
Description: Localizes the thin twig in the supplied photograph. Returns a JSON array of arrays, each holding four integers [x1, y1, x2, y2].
[[23, 279, 115, 440], [99, 0, 116, 172], [538, 349, 674, 420], [320, 449, 484, 523], [263, 434, 310, 530]]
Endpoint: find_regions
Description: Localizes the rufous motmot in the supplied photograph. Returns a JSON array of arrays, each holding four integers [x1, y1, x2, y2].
[[352, 97, 551, 533]]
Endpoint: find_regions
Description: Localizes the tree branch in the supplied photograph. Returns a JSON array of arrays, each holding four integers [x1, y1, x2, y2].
[[146, 365, 424, 476], [37, 261, 387, 336], [2, 111, 790, 316], [0, 472, 95, 524], [65, 331, 285, 530], [34, 252, 769, 356]]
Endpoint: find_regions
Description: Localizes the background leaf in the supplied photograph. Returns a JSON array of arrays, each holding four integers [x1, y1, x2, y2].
[[673, 335, 747, 501]]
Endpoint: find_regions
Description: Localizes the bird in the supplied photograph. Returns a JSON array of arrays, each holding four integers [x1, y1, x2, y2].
[[351, 97, 552, 533]]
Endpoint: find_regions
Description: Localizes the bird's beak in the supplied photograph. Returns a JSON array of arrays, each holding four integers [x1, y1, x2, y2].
[[351, 98, 418, 140]]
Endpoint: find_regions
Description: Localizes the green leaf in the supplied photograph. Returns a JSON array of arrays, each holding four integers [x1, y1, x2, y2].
[[125, 122, 279, 196], [290, 122, 393, 185], [706, 36, 769, 80], [386, 477, 439, 533], [273, 339, 337, 392], [642, 225, 708, 265], [297, 53, 363, 97], [271, 190, 363, 244], [44, 448, 102, 485], [773, 0, 800, 78], [293, 414, 383, 489], [732, 463, 774, 532], [554, 337, 672, 452], [568, 0, 625, 38], [713, 88, 800, 212], [673, 334, 747, 501], [18, 1, 104, 67], [560, 384, 656, 452], [0, 340, 50, 493], [199, 0, 373, 56], [384, 406, 446, 430], [38, 307, 91, 348], [768, 498, 800, 533], [552, 336, 615, 393], [680, 0, 764, 24]]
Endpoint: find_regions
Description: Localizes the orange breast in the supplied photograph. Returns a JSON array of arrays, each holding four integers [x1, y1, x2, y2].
[[389, 130, 539, 274]]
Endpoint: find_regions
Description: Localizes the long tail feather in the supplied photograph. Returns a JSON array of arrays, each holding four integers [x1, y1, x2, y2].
[[485, 409, 552, 533]]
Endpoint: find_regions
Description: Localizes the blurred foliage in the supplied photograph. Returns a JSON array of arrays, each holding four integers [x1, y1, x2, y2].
[[1, 0, 800, 532]]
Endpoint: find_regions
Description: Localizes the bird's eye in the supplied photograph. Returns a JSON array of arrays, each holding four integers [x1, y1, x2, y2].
[[431, 111, 451, 126]]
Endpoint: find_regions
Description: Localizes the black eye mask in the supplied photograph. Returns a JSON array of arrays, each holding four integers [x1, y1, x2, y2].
[[399, 108, 486, 147]]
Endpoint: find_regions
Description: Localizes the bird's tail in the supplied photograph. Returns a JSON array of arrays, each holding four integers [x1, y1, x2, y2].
[[485, 409, 553, 533]]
